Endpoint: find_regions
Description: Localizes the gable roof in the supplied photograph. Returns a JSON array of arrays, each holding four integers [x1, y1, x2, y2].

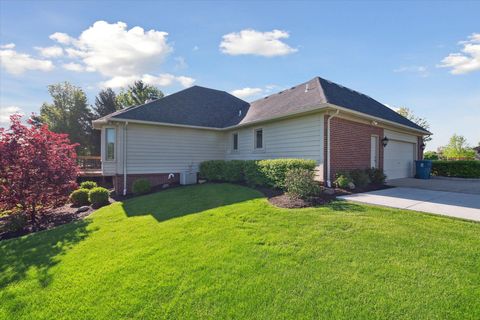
[[110, 86, 249, 128], [241, 77, 428, 132], [95, 77, 429, 134]]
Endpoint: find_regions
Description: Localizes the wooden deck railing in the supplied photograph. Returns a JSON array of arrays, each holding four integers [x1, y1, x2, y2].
[[77, 156, 101, 171]]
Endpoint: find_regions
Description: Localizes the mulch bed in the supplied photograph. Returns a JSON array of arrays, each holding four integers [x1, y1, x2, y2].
[[258, 184, 392, 209], [0, 199, 115, 241]]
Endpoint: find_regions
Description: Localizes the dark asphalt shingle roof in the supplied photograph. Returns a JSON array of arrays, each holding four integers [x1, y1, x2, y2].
[[112, 86, 250, 128], [106, 77, 428, 133]]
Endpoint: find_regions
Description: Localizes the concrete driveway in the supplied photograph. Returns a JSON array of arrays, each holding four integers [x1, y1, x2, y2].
[[338, 178, 480, 222]]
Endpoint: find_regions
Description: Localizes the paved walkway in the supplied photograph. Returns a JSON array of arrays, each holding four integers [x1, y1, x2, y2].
[[339, 187, 480, 222], [387, 177, 480, 194]]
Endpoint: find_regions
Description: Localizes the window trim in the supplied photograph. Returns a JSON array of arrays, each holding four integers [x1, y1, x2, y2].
[[104, 127, 116, 162], [232, 132, 239, 152], [253, 127, 265, 152]]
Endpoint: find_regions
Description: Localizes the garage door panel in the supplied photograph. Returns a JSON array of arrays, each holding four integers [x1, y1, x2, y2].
[[384, 140, 415, 179]]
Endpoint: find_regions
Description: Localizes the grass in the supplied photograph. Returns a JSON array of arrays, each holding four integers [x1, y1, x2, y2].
[[1, 183, 479, 319]]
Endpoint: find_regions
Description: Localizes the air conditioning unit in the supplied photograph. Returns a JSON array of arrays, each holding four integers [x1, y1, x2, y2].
[[180, 171, 197, 185]]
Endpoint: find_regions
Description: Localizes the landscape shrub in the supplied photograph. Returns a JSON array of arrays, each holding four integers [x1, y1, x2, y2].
[[1, 212, 27, 233], [348, 169, 371, 188], [132, 179, 152, 195], [80, 181, 97, 190], [243, 160, 265, 187], [257, 159, 317, 189], [69, 189, 90, 206], [431, 160, 480, 178], [88, 187, 110, 208], [366, 168, 387, 185], [223, 160, 245, 182], [199, 160, 227, 181], [285, 168, 320, 199], [334, 174, 352, 189], [199, 158, 317, 190]]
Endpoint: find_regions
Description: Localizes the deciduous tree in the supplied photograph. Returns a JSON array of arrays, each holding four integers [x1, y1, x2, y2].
[[116, 80, 163, 108], [396, 107, 431, 144], [442, 134, 475, 160], [0, 115, 79, 226]]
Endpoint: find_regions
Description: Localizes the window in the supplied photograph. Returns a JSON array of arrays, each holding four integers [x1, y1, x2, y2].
[[254, 128, 263, 149], [232, 132, 238, 151], [105, 128, 116, 161]]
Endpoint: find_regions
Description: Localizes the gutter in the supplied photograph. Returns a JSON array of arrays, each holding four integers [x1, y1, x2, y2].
[[94, 103, 430, 136], [326, 110, 340, 188], [123, 122, 128, 196]]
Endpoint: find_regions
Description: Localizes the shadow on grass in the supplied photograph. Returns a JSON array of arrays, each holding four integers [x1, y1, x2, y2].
[[0, 219, 92, 290], [325, 199, 367, 212], [122, 183, 262, 222]]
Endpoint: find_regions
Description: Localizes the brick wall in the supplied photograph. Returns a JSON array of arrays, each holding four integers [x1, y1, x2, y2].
[[113, 173, 180, 195], [417, 136, 424, 160], [324, 116, 384, 182]]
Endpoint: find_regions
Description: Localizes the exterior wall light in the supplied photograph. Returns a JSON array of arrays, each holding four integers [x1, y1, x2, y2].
[[420, 142, 426, 150], [382, 136, 389, 147]]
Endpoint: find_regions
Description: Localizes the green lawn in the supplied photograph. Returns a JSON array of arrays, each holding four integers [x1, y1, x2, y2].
[[1, 183, 479, 319]]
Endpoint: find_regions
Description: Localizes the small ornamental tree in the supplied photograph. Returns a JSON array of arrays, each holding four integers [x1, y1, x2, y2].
[[0, 114, 79, 226]]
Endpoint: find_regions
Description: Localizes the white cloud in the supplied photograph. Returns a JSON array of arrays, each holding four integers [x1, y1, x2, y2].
[[230, 87, 263, 99], [0, 106, 23, 124], [34, 45, 63, 58], [51, 21, 173, 78], [49, 32, 74, 45], [0, 45, 54, 75], [101, 73, 195, 89], [220, 29, 297, 57], [62, 62, 87, 72], [0, 43, 15, 49], [393, 65, 429, 77], [174, 56, 188, 69], [438, 33, 480, 74]]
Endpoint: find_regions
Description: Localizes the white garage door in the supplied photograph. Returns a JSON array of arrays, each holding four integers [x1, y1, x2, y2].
[[384, 140, 415, 179]]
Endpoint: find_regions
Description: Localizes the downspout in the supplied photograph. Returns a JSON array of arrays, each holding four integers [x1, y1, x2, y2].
[[326, 110, 340, 187], [123, 122, 128, 196]]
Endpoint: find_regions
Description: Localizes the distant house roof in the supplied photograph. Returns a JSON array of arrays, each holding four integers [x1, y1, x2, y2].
[[96, 77, 429, 133]]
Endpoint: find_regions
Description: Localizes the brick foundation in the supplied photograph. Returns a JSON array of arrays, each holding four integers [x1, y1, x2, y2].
[[324, 116, 384, 182], [113, 173, 180, 195]]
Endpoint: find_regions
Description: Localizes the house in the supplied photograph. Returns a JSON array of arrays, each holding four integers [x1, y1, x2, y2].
[[93, 77, 431, 195], [474, 146, 480, 160]]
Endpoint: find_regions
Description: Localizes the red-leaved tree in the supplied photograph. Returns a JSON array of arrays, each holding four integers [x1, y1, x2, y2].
[[0, 114, 79, 226]]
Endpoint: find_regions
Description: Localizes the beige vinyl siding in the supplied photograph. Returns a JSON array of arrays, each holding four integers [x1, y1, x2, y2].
[[225, 113, 324, 164], [125, 123, 225, 174]]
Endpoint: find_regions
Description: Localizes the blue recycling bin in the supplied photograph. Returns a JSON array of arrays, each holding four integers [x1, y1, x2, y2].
[[415, 160, 432, 179]]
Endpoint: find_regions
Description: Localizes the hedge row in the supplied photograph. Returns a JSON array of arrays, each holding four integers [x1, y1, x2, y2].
[[199, 159, 317, 189], [431, 160, 480, 178]]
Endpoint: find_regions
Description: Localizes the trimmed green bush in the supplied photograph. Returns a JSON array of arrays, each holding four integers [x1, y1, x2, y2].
[[366, 168, 386, 185], [1, 212, 27, 233], [243, 160, 265, 187], [224, 160, 246, 182], [88, 187, 109, 208], [69, 188, 90, 206], [80, 181, 97, 190], [132, 179, 151, 195], [334, 175, 351, 189], [199, 160, 227, 181], [199, 158, 317, 190], [431, 160, 480, 178], [349, 169, 370, 188], [285, 168, 320, 199], [257, 159, 317, 189]]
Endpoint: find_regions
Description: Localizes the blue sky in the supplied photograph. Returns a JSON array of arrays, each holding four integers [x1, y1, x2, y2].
[[1, 0, 479, 151]]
